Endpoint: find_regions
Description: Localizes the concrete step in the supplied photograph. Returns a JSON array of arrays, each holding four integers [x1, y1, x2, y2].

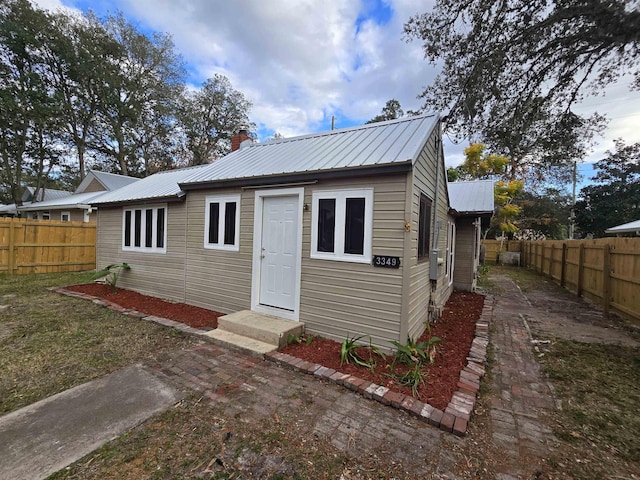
[[217, 310, 304, 348], [202, 329, 278, 357]]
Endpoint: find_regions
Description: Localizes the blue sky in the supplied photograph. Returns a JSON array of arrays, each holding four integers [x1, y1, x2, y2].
[[33, 0, 640, 192]]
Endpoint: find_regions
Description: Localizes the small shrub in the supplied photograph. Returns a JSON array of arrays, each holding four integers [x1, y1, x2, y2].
[[340, 335, 384, 372], [388, 364, 426, 396], [91, 263, 130, 291], [390, 335, 441, 368]]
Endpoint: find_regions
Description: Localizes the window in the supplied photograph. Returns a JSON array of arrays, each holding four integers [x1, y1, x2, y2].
[[418, 194, 432, 260], [41, 211, 50, 220], [311, 188, 373, 263], [122, 205, 167, 253], [446, 220, 456, 284], [204, 195, 240, 251], [61, 212, 71, 222]]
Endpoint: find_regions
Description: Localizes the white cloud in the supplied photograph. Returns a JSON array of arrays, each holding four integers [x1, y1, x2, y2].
[[30, 0, 640, 169]]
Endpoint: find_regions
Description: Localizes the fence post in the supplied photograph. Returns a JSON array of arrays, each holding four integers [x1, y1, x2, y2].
[[577, 243, 585, 297], [561, 243, 567, 287], [602, 243, 611, 316], [7, 219, 15, 275]]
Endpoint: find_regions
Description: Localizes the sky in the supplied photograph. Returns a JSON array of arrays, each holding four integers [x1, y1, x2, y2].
[[32, 0, 640, 191]]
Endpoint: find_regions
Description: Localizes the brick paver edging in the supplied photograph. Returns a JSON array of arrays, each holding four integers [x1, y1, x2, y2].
[[49, 287, 207, 337], [266, 297, 493, 437]]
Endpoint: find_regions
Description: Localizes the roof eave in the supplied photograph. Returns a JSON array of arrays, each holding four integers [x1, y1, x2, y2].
[[91, 193, 186, 208], [179, 162, 413, 191]]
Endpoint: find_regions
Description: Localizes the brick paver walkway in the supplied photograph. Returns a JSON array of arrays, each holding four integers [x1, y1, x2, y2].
[[486, 274, 558, 479], [141, 275, 561, 478]]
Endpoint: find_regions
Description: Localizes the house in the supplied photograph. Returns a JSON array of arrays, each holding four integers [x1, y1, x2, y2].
[[17, 170, 139, 222], [91, 115, 456, 348], [605, 219, 640, 236], [0, 187, 73, 218], [447, 180, 495, 291]]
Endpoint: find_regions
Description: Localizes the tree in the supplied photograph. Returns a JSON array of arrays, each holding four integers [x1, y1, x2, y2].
[[178, 75, 253, 165], [404, 0, 633, 182], [366, 99, 404, 124], [575, 140, 640, 237], [89, 13, 185, 176], [452, 143, 509, 180], [0, 0, 64, 205], [515, 189, 572, 240]]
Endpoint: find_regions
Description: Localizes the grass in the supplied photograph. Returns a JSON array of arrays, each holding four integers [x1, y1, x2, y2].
[[0, 272, 194, 414], [540, 339, 640, 479]]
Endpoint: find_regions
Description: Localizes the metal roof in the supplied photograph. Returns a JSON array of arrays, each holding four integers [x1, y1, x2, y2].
[[90, 114, 440, 205], [181, 114, 439, 186], [76, 170, 140, 193], [605, 219, 640, 235], [90, 164, 210, 205], [447, 180, 495, 214], [23, 187, 73, 202], [18, 191, 104, 211]]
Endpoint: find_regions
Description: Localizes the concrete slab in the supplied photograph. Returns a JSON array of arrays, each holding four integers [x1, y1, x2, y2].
[[203, 328, 278, 357], [218, 310, 304, 347], [0, 364, 183, 480]]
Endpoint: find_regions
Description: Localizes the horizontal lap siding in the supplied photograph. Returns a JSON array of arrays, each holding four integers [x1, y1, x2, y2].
[[96, 205, 187, 303], [300, 176, 405, 350], [408, 128, 452, 338], [185, 189, 252, 314]]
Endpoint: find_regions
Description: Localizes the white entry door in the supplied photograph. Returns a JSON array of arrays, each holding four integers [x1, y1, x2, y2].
[[259, 195, 299, 311]]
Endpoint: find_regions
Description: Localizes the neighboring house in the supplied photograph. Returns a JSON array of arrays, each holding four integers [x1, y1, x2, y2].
[[447, 180, 495, 292], [17, 171, 139, 222], [91, 115, 456, 348], [0, 187, 73, 218], [605, 219, 640, 236]]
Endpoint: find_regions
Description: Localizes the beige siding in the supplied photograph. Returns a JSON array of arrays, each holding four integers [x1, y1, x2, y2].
[[300, 175, 406, 350], [96, 204, 187, 302], [453, 217, 478, 291], [184, 188, 252, 314], [406, 125, 453, 340], [82, 178, 107, 193]]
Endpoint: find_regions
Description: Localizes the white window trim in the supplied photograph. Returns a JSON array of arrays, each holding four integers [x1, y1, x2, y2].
[[311, 188, 373, 264], [61, 211, 71, 222], [122, 204, 167, 254], [40, 211, 50, 220], [204, 194, 241, 251]]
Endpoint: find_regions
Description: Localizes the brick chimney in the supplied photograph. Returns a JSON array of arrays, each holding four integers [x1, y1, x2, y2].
[[231, 128, 251, 152]]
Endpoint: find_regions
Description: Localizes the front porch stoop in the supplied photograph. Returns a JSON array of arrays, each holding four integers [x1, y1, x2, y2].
[[203, 310, 303, 357]]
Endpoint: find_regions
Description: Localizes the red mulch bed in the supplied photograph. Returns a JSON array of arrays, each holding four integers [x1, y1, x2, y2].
[[280, 291, 485, 411], [65, 283, 222, 329]]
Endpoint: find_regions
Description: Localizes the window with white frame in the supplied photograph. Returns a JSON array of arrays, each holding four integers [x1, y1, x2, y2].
[[40, 211, 50, 220], [204, 195, 240, 251], [311, 188, 373, 263], [122, 205, 167, 253], [445, 220, 456, 284], [61, 211, 71, 222]]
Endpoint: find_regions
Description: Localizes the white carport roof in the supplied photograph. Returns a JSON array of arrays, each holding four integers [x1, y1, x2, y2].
[[605, 219, 640, 235]]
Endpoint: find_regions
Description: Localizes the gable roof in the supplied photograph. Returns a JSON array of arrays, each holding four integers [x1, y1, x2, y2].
[[89, 164, 210, 206], [447, 180, 495, 215], [605, 219, 640, 235], [76, 170, 140, 193], [181, 114, 439, 188], [91, 114, 440, 206], [22, 186, 73, 203]]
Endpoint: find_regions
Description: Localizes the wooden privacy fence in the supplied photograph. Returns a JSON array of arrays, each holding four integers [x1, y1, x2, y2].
[[482, 238, 640, 322], [0, 217, 96, 275], [482, 239, 522, 263]]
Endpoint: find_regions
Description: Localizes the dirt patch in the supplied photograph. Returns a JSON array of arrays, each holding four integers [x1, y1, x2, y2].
[[281, 291, 484, 411], [504, 272, 639, 347], [65, 284, 222, 329]]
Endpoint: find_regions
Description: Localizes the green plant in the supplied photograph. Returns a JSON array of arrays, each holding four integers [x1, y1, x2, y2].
[[388, 364, 426, 396], [305, 335, 314, 345], [286, 333, 302, 345], [91, 263, 131, 291], [390, 335, 441, 368], [339, 335, 384, 372]]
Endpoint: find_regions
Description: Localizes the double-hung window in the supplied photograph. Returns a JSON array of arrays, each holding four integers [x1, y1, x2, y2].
[[311, 188, 373, 263], [122, 205, 167, 253], [418, 193, 432, 260], [204, 195, 240, 251]]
